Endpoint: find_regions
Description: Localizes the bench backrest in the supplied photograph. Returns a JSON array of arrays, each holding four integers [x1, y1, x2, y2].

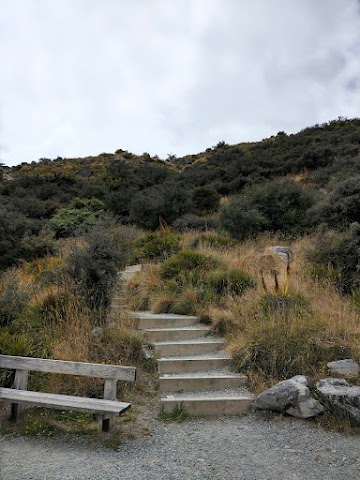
[[0, 355, 136, 382]]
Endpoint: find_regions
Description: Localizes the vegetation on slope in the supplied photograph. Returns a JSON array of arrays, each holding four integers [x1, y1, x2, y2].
[[1, 117, 360, 271], [1, 117, 360, 435], [126, 231, 360, 387]]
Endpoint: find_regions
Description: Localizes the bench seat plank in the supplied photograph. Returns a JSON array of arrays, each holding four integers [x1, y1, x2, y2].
[[0, 388, 131, 416], [0, 355, 136, 382]]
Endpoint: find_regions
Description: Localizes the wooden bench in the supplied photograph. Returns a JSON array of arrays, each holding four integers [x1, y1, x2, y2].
[[0, 354, 136, 432]]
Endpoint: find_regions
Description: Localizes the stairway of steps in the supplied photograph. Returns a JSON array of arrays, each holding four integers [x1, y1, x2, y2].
[[129, 311, 255, 417], [108, 265, 148, 322]]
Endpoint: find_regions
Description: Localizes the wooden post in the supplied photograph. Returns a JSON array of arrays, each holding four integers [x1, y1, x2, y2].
[[102, 378, 117, 432], [10, 369, 29, 422]]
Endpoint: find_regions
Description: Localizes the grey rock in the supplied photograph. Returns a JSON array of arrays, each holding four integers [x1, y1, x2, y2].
[[256, 375, 324, 418], [327, 359, 360, 376], [270, 246, 294, 262], [91, 326, 104, 337], [316, 378, 360, 425]]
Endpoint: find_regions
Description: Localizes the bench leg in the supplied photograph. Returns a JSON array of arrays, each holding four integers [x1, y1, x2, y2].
[[10, 369, 29, 422], [102, 417, 111, 432], [102, 378, 117, 432]]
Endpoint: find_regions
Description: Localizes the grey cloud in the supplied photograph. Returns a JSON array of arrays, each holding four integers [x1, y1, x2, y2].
[[1, 0, 360, 165]]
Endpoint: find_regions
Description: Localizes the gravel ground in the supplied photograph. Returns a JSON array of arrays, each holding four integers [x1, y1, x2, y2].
[[1, 414, 360, 480]]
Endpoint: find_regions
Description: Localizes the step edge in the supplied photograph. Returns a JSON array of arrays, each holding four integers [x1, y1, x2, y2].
[[161, 396, 255, 402], [153, 340, 225, 346], [144, 327, 209, 332], [157, 356, 232, 361], [128, 311, 199, 320], [159, 374, 246, 380]]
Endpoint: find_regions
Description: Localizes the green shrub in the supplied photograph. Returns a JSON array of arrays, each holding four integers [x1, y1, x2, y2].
[[10, 306, 51, 358], [189, 231, 234, 249], [232, 316, 352, 379], [66, 225, 122, 316], [260, 292, 308, 315], [0, 272, 30, 327], [351, 290, 360, 311], [160, 250, 221, 279], [133, 230, 181, 262], [220, 180, 315, 239], [0, 203, 33, 270], [0, 328, 33, 389], [307, 224, 360, 294], [220, 204, 268, 240], [50, 197, 107, 238], [191, 185, 220, 213], [129, 182, 192, 230], [0, 328, 33, 356], [172, 214, 218, 232], [311, 176, 360, 229], [205, 268, 256, 296], [91, 328, 144, 365]]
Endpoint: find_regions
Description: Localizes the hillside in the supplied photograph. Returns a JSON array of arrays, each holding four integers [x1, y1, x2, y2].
[[1, 117, 360, 271], [1, 118, 360, 438]]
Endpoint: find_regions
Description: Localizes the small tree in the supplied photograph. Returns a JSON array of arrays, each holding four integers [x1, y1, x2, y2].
[[50, 198, 106, 238], [66, 224, 123, 321], [220, 180, 315, 239]]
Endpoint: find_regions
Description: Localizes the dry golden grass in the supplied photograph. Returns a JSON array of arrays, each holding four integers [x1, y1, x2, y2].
[[216, 236, 360, 380], [51, 297, 92, 363], [125, 232, 360, 384], [150, 291, 177, 314], [125, 267, 161, 311]]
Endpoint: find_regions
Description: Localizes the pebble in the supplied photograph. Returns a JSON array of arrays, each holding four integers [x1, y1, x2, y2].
[[1, 413, 360, 479]]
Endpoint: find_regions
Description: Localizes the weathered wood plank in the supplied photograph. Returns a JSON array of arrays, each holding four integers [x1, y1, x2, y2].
[[0, 355, 136, 382], [102, 378, 117, 431], [11, 369, 29, 421], [0, 388, 131, 415]]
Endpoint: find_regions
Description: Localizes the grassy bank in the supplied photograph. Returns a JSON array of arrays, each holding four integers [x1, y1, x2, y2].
[[126, 231, 360, 389]]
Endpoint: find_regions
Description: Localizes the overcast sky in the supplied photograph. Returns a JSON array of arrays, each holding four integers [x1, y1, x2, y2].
[[1, 0, 360, 167]]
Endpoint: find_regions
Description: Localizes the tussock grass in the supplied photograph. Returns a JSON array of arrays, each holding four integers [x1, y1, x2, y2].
[[0, 245, 144, 395], [126, 232, 360, 386], [220, 236, 360, 381], [126, 247, 256, 316]]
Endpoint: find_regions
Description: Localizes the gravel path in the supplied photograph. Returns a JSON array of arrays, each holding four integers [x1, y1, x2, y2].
[[1, 414, 360, 480]]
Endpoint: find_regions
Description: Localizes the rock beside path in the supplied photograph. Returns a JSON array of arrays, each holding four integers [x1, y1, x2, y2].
[[255, 375, 324, 418], [316, 378, 360, 425], [327, 359, 360, 376]]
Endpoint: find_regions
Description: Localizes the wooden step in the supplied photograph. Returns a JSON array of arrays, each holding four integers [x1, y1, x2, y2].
[[118, 308, 255, 417], [159, 373, 247, 392], [129, 311, 199, 329], [161, 390, 254, 416], [157, 355, 231, 374], [144, 327, 210, 342], [154, 340, 225, 358]]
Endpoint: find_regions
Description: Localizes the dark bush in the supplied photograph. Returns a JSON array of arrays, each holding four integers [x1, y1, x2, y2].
[[220, 180, 315, 239], [310, 176, 360, 229], [191, 185, 220, 213], [0, 272, 30, 327], [172, 214, 218, 232], [0, 203, 32, 270], [133, 230, 181, 262], [307, 223, 360, 294], [66, 224, 123, 317], [129, 182, 192, 230], [220, 203, 268, 240]]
